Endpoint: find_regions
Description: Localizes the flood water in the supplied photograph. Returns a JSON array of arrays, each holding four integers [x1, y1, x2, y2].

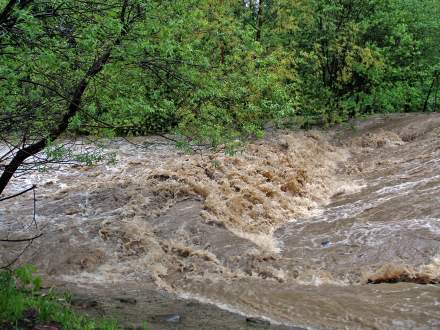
[[1, 113, 439, 329]]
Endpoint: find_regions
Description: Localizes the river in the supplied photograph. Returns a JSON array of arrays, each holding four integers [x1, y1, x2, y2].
[[1, 113, 439, 329]]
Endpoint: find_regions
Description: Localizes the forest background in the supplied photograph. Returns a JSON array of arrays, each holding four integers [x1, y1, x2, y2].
[[0, 0, 439, 193]]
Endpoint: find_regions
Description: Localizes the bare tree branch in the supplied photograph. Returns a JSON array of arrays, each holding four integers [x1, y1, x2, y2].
[[0, 185, 36, 201], [0, 233, 43, 243]]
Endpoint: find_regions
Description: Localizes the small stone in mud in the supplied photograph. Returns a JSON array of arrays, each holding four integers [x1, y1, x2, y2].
[[23, 308, 38, 320], [164, 314, 181, 323], [70, 298, 98, 308], [246, 317, 270, 327], [116, 297, 137, 304], [279, 140, 289, 150], [151, 313, 182, 323], [64, 207, 79, 215], [33, 325, 61, 330], [321, 240, 331, 247]]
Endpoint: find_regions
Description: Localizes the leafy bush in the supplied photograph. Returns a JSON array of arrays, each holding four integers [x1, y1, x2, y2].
[[0, 266, 123, 330]]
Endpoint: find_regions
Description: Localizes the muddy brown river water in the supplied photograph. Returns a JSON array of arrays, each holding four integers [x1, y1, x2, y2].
[[1, 113, 440, 329]]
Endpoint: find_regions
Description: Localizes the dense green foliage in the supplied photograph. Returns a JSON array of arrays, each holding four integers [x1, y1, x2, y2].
[[0, 0, 439, 192], [0, 266, 122, 329], [1, 0, 438, 139], [294, 0, 440, 123]]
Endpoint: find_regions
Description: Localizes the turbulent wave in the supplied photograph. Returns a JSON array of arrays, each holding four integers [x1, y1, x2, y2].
[[365, 256, 440, 284]]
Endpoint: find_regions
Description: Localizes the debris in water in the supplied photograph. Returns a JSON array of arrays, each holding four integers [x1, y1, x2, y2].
[[33, 324, 61, 330], [164, 314, 181, 323], [321, 240, 331, 247], [116, 297, 137, 304], [365, 259, 440, 285], [246, 317, 270, 327]]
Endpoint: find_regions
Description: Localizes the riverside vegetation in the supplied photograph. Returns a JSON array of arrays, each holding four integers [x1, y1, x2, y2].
[[0, 1, 439, 329], [0, 265, 123, 329]]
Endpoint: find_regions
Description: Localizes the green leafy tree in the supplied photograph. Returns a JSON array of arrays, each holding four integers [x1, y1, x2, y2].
[[0, 0, 147, 194], [1, 0, 439, 195]]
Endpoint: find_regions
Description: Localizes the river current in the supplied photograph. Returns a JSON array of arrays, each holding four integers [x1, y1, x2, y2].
[[1, 113, 439, 329]]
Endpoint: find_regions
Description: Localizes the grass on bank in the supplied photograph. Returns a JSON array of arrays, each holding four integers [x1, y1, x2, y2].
[[0, 265, 134, 330]]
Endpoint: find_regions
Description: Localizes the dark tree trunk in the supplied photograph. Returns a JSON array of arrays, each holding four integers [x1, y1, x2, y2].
[[422, 72, 438, 112], [255, 0, 264, 42], [220, 43, 225, 64], [0, 43, 118, 196], [0, 141, 45, 195], [0, 0, 33, 27], [0, 0, 22, 24]]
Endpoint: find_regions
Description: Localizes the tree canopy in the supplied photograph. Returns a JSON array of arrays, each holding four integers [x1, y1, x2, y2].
[[0, 0, 439, 194]]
